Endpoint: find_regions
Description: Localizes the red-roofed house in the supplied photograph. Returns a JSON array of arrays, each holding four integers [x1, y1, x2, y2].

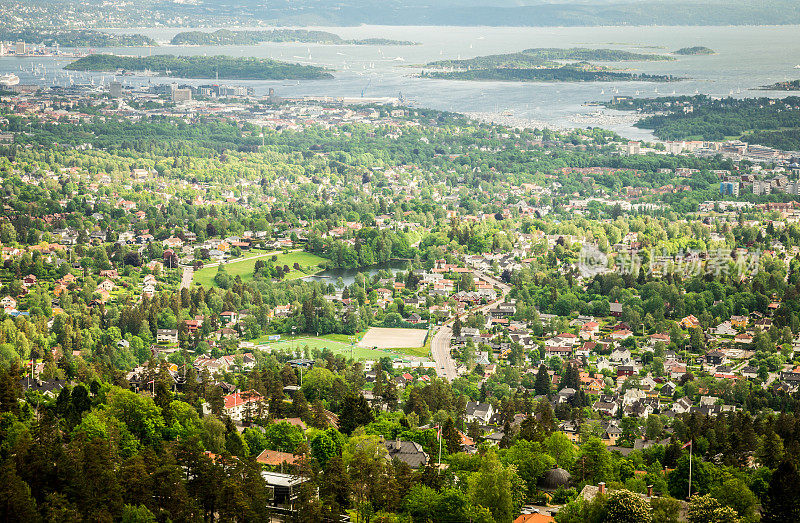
[[610, 329, 633, 340], [223, 390, 263, 421], [513, 514, 555, 523], [679, 315, 701, 329], [580, 322, 600, 340], [256, 450, 301, 467], [185, 319, 203, 333]]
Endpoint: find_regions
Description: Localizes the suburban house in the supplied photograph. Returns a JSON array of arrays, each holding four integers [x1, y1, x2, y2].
[[157, 329, 179, 344], [221, 390, 264, 421], [610, 302, 623, 317], [220, 311, 238, 325], [261, 471, 307, 515], [384, 439, 429, 468], [465, 401, 495, 424]]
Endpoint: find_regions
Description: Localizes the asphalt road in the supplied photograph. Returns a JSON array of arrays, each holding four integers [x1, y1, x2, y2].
[[180, 267, 194, 290], [430, 270, 511, 381]]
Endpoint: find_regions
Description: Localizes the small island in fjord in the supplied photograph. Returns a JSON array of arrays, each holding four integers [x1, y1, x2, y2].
[[65, 54, 333, 80], [420, 68, 680, 83], [419, 48, 681, 83], [674, 46, 716, 55]]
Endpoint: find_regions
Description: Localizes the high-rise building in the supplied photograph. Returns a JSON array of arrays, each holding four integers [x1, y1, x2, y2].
[[109, 81, 123, 98], [626, 141, 641, 155], [753, 180, 772, 196], [172, 88, 192, 103], [719, 181, 740, 197]]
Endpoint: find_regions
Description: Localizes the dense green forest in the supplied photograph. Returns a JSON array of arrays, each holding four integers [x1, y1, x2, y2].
[[1, 356, 800, 523], [607, 95, 800, 148], [64, 54, 333, 80], [170, 29, 417, 46], [0, 28, 155, 47]]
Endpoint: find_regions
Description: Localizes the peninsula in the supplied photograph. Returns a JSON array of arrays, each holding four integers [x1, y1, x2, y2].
[[65, 54, 333, 80], [170, 29, 418, 46], [757, 80, 800, 91], [0, 28, 155, 47]]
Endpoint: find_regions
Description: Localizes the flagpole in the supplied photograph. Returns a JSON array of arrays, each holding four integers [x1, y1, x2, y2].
[[437, 424, 442, 466], [688, 440, 692, 499]]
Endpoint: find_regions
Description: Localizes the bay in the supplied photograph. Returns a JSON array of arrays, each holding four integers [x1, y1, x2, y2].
[[5, 25, 800, 139]]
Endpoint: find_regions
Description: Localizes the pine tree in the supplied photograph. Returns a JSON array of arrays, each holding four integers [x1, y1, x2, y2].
[[534, 364, 551, 396], [442, 417, 461, 454], [310, 400, 329, 429], [762, 460, 800, 523], [452, 315, 462, 338], [339, 393, 374, 435]]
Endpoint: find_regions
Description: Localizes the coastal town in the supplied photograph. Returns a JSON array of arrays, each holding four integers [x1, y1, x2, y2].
[[1, 68, 800, 523]]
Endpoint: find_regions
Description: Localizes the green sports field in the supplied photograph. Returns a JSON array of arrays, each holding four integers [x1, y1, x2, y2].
[[252, 333, 430, 361], [193, 250, 327, 287], [261, 335, 389, 360]]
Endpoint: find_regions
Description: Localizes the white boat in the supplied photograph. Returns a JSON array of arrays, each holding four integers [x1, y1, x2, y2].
[[795, 65, 800, 69], [0, 73, 20, 86]]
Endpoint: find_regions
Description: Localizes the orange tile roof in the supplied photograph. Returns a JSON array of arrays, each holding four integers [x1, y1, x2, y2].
[[513, 514, 555, 523]]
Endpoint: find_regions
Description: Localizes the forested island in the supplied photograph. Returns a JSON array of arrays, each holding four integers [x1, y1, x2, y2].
[[170, 29, 417, 46], [421, 67, 680, 83], [65, 54, 333, 80], [758, 80, 800, 91], [674, 46, 716, 55], [425, 47, 673, 70], [0, 28, 156, 47], [607, 94, 800, 149], [522, 47, 674, 62]]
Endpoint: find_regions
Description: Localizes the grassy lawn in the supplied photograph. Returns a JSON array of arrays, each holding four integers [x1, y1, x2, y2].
[[247, 333, 429, 361], [385, 336, 432, 358], [322, 333, 365, 344], [261, 336, 389, 360], [193, 250, 327, 287]]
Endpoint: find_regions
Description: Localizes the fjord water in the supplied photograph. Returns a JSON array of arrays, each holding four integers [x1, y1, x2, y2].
[[10, 25, 800, 138]]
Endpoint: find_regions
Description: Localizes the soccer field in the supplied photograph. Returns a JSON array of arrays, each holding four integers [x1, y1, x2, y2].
[[263, 336, 396, 360]]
